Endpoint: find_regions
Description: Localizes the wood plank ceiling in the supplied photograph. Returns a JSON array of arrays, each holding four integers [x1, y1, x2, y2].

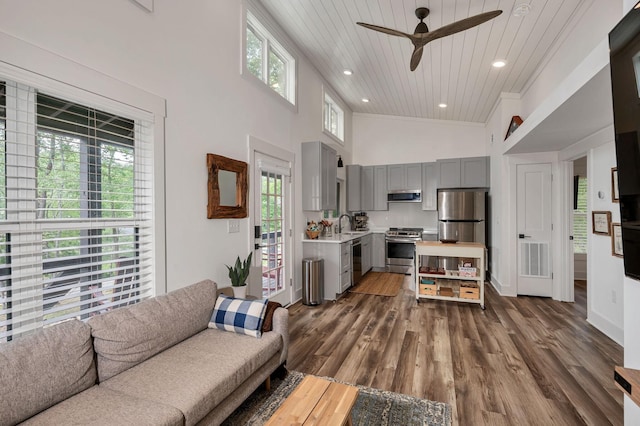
[[259, 0, 585, 123]]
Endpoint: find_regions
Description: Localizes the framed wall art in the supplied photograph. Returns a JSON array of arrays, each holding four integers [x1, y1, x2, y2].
[[592, 211, 612, 235], [504, 115, 523, 140], [611, 222, 623, 257], [612, 167, 619, 203]]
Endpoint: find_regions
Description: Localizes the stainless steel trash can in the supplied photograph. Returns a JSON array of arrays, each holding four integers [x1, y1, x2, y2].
[[302, 258, 323, 305]]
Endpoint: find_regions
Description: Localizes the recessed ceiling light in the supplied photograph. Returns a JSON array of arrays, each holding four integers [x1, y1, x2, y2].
[[362, 98, 370, 103], [343, 69, 353, 76], [513, 3, 531, 17], [438, 103, 447, 108], [492, 60, 507, 68]]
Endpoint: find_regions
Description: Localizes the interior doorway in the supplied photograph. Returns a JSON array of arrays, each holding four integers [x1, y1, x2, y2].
[[572, 156, 588, 316]]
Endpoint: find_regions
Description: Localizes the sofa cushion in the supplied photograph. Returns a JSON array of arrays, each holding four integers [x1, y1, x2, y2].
[[88, 279, 217, 381], [0, 319, 96, 425], [100, 327, 283, 426], [21, 386, 184, 426], [209, 294, 268, 338]]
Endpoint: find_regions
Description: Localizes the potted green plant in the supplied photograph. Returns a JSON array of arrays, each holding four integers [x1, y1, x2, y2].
[[226, 252, 252, 298]]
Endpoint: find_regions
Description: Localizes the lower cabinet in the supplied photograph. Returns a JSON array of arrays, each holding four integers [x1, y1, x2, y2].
[[362, 234, 372, 275], [303, 241, 352, 301], [372, 233, 386, 269]]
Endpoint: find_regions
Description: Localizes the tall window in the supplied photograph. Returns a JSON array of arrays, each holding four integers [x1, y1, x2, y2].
[[0, 80, 153, 342], [573, 176, 587, 254], [324, 92, 344, 142], [245, 11, 296, 105]]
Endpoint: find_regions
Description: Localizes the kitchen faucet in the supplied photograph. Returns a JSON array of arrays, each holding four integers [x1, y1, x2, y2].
[[338, 213, 352, 234]]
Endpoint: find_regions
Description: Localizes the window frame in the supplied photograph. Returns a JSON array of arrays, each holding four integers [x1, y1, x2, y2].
[[243, 9, 297, 108], [0, 41, 165, 341], [323, 91, 345, 144]]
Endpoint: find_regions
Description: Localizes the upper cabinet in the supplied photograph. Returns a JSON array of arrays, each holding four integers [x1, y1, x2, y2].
[[346, 164, 362, 212], [347, 164, 388, 212], [302, 141, 337, 211], [421, 162, 438, 210], [437, 156, 489, 189], [387, 163, 422, 191]]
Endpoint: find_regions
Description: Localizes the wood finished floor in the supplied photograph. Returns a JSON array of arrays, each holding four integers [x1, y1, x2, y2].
[[286, 276, 623, 425]]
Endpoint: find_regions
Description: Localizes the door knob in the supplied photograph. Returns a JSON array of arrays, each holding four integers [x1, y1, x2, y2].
[[518, 234, 531, 239]]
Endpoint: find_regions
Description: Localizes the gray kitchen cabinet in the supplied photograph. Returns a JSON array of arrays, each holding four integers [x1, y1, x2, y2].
[[461, 156, 490, 187], [372, 232, 386, 269], [437, 156, 489, 189], [422, 162, 438, 210], [387, 163, 422, 190], [346, 164, 362, 212], [362, 233, 372, 275], [373, 165, 388, 211], [302, 141, 337, 210], [361, 166, 374, 211]]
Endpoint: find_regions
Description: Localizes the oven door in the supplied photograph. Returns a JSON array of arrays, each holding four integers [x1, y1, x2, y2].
[[385, 238, 417, 274]]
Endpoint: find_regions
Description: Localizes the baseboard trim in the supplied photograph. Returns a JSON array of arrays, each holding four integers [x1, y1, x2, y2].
[[588, 310, 623, 346]]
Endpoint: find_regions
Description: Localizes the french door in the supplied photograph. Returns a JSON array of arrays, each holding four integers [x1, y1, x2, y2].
[[254, 151, 291, 305]]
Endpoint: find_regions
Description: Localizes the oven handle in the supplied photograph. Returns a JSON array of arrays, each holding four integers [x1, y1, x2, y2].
[[385, 237, 420, 243]]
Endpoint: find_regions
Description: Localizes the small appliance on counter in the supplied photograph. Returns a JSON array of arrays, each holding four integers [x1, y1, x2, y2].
[[353, 212, 369, 231]]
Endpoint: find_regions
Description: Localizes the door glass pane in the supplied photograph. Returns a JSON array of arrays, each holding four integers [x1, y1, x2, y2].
[[260, 170, 285, 298]]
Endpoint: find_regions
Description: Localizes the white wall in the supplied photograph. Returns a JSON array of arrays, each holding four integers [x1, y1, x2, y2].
[[586, 142, 624, 343], [352, 113, 485, 165], [0, 0, 352, 296]]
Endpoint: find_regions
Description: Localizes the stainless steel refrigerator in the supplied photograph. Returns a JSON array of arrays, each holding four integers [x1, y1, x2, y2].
[[437, 188, 487, 270]]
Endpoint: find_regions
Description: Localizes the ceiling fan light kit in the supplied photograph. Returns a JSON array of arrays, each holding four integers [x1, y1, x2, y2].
[[357, 7, 503, 71]]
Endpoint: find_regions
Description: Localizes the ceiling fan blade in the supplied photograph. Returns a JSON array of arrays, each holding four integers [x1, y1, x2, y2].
[[357, 22, 412, 39], [410, 46, 424, 72], [416, 10, 502, 44]]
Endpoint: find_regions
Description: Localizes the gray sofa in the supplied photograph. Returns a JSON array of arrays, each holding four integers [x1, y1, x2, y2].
[[0, 279, 289, 426]]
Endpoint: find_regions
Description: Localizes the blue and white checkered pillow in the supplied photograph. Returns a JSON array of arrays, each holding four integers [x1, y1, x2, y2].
[[209, 295, 268, 338]]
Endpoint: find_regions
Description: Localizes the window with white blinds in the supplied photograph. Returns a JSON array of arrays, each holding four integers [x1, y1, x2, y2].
[[573, 176, 587, 254], [0, 80, 154, 342]]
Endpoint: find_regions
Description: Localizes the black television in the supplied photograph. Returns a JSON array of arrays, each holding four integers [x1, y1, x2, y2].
[[609, 3, 640, 281]]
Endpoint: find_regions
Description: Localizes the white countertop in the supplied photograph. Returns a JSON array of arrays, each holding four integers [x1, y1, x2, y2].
[[302, 230, 373, 244]]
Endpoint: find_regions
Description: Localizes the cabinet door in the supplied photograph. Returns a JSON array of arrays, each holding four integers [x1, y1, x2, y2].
[[422, 162, 438, 210], [461, 156, 489, 187], [361, 166, 374, 211], [406, 163, 422, 189], [362, 235, 372, 274], [437, 158, 461, 189], [372, 233, 386, 268], [321, 144, 337, 209], [346, 165, 362, 211], [373, 165, 388, 210], [387, 164, 405, 190]]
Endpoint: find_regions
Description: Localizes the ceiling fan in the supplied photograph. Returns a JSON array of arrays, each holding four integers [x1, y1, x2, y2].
[[357, 7, 502, 71]]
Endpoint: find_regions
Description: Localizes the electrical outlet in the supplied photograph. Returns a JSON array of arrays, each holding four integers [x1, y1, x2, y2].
[[227, 219, 240, 233]]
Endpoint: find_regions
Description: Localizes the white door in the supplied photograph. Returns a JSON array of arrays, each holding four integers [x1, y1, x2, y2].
[[254, 152, 292, 305], [517, 163, 553, 297]]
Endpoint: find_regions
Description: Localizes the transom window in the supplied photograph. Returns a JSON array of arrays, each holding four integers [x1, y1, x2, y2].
[[0, 80, 154, 342], [324, 92, 344, 143], [245, 11, 296, 105]]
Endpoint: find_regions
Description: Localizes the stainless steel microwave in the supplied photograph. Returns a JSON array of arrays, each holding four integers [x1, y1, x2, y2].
[[387, 190, 422, 203]]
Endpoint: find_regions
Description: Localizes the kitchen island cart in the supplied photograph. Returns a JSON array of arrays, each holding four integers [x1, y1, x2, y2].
[[415, 241, 486, 309]]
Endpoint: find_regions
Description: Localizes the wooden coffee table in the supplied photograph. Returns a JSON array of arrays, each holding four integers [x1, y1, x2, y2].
[[265, 375, 359, 426]]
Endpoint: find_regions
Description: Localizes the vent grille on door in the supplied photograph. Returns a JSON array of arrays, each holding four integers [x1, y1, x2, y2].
[[520, 241, 551, 278]]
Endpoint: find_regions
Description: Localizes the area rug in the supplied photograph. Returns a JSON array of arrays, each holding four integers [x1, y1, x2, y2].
[[223, 371, 451, 426], [349, 271, 403, 297]]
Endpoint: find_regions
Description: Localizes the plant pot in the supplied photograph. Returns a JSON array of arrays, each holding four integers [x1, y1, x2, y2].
[[232, 285, 247, 299]]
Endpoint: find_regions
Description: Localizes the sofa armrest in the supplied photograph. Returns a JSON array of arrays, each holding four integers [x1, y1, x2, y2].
[[270, 307, 289, 365]]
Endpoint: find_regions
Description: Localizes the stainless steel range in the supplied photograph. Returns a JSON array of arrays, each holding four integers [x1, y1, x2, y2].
[[385, 227, 423, 274]]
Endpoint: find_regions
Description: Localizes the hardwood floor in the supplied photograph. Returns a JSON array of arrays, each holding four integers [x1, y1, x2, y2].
[[286, 276, 623, 425]]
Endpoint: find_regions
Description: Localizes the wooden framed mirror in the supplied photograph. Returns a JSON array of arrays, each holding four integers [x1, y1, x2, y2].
[[207, 153, 248, 218]]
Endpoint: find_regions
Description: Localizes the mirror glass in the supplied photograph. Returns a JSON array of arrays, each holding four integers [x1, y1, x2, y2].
[[218, 170, 237, 206]]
